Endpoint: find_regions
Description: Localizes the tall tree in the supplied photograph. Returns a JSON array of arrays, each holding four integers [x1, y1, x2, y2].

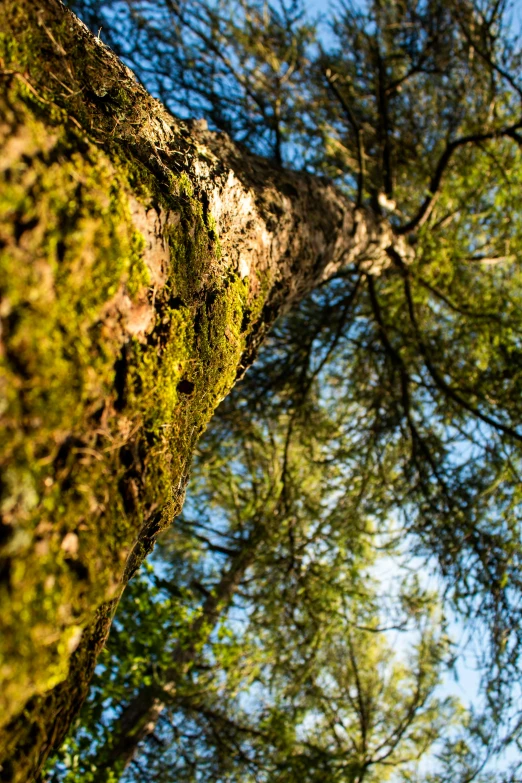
[[2, 0, 522, 779], [0, 0, 392, 777]]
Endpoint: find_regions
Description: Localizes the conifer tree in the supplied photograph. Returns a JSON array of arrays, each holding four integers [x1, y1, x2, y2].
[[2, 0, 522, 779]]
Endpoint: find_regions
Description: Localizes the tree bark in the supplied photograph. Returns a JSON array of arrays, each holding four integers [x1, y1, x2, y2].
[[0, 0, 396, 778]]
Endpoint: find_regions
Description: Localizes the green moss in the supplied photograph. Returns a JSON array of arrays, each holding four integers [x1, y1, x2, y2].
[[205, 212, 222, 259], [177, 172, 194, 198], [0, 1, 273, 762], [0, 97, 160, 725], [0, 96, 264, 737]]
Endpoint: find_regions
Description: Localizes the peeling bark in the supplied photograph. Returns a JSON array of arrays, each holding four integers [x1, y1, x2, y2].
[[0, 0, 399, 778]]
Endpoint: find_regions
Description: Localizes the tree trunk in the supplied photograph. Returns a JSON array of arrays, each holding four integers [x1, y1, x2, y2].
[[91, 685, 165, 780], [0, 0, 395, 778], [90, 525, 263, 781]]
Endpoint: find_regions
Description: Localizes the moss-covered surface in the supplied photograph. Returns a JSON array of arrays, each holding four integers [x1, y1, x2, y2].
[[0, 2, 271, 774]]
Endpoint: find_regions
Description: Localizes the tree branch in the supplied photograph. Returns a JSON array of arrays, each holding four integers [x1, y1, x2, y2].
[[397, 119, 522, 235]]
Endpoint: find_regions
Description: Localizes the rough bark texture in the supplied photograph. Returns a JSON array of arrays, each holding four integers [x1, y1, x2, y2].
[[0, 0, 395, 778]]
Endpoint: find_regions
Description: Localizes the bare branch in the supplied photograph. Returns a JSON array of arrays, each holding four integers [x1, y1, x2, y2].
[[397, 119, 522, 235], [324, 67, 365, 209]]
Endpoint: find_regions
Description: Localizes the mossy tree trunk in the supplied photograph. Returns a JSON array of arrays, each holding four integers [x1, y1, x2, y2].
[[0, 0, 397, 779]]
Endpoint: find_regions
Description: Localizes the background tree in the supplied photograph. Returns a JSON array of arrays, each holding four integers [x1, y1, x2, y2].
[[46, 381, 468, 782]]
